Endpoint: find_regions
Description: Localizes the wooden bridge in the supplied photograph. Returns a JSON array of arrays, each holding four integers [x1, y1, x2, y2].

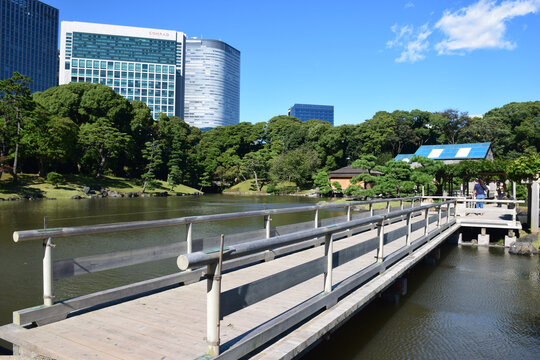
[[0, 196, 522, 359]]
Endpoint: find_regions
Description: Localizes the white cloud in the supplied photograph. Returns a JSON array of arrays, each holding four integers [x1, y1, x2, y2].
[[405, 2, 415, 8], [387, 24, 432, 63], [435, 0, 540, 54]]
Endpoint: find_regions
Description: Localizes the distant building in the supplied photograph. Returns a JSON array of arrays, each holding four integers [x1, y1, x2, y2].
[[288, 104, 334, 125], [59, 22, 240, 128], [184, 39, 240, 129], [394, 142, 493, 164], [329, 166, 382, 190], [1, 0, 58, 92], [59, 21, 186, 120]]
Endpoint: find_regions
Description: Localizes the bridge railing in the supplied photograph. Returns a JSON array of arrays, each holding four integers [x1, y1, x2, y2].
[[10, 196, 422, 326], [177, 200, 457, 357], [420, 196, 524, 226]]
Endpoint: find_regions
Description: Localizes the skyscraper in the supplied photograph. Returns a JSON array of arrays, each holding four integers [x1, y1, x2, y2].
[[0, 0, 58, 92], [59, 22, 241, 128], [288, 104, 334, 125], [183, 39, 240, 129], [59, 21, 186, 120]]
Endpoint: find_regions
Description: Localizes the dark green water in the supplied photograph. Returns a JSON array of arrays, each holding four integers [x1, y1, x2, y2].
[[1, 196, 539, 359], [304, 244, 540, 360]]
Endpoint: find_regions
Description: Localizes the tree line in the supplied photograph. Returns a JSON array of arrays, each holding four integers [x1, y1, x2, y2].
[[1, 73, 538, 193]]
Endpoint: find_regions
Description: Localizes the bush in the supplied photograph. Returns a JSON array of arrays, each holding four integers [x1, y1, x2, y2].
[[46, 172, 65, 188]]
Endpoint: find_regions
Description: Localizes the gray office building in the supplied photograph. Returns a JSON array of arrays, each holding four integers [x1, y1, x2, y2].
[[0, 0, 58, 92], [184, 39, 240, 129], [288, 104, 334, 125]]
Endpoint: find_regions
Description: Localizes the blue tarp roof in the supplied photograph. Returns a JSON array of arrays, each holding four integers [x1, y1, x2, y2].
[[394, 154, 414, 162], [414, 142, 491, 160], [394, 143, 492, 161]]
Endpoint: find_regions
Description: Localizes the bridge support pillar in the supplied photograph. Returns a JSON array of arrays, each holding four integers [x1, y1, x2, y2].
[[383, 277, 407, 304], [478, 228, 490, 246], [505, 230, 516, 247], [424, 247, 440, 265]]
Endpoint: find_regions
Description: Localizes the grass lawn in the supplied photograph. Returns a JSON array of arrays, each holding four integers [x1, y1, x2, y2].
[[224, 180, 314, 195], [0, 173, 201, 200]]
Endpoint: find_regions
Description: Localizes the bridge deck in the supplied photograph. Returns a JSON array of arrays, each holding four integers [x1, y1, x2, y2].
[[0, 207, 515, 360]]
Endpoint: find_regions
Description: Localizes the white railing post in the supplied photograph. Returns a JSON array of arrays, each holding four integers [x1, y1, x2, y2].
[[346, 205, 352, 237], [43, 237, 54, 307], [424, 208, 429, 236], [314, 208, 319, 228], [264, 215, 271, 239], [369, 203, 374, 217], [454, 200, 458, 219], [400, 200, 404, 210], [446, 202, 450, 223], [437, 204, 442, 227], [406, 212, 412, 247], [377, 220, 385, 262], [186, 222, 193, 254], [206, 235, 224, 356], [386, 201, 391, 214], [324, 234, 333, 293], [43, 216, 54, 307]]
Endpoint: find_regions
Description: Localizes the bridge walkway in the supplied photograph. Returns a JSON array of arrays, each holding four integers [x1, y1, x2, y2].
[[1, 208, 453, 360]]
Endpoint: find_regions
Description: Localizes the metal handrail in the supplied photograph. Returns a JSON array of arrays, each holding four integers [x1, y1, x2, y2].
[[13, 196, 421, 242], [177, 200, 454, 270], [178, 199, 456, 356]]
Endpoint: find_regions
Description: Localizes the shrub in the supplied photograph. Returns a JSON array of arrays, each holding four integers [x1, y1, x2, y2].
[[46, 172, 65, 188]]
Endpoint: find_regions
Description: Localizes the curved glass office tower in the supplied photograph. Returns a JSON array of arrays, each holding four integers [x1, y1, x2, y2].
[[184, 39, 240, 129]]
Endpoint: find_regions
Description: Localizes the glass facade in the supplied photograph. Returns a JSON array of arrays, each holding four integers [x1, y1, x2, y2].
[[0, 0, 58, 92], [184, 39, 240, 129], [288, 104, 334, 125], [60, 22, 184, 120]]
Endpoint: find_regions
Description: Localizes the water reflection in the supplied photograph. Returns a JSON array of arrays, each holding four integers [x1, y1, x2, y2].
[[304, 245, 540, 360]]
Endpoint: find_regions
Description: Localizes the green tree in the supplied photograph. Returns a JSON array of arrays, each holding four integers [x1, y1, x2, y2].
[[0, 73, 35, 183], [506, 153, 540, 182], [46, 172, 65, 188], [78, 118, 132, 178], [141, 139, 164, 193], [313, 171, 333, 195], [239, 149, 270, 192], [21, 105, 79, 176], [270, 148, 320, 188]]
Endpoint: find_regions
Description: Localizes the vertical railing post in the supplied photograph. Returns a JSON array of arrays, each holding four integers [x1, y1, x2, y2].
[[386, 201, 391, 214], [446, 202, 450, 223], [437, 204, 442, 227], [324, 234, 333, 293], [186, 222, 193, 254], [264, 215, 271, 239], [424, 208, 429, 236], [406, 212, 412, 247], [512, 201, 517, 225], [314, 208, 319, 228], [454, 200, 458, 219], [369, 203, 374, 217], [206, 234, 224, 356], [377, 219, 385, 262], [400, 199, 404, 211], [43, 216, 54, 307], [346, 205, 352, 237]]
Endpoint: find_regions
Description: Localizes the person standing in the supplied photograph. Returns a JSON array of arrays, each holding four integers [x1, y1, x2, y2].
[[473, 178, 488, 211], [496, 183, 506, 207]]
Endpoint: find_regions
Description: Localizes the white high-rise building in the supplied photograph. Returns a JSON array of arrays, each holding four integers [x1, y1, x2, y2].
[[184, 39, 240, 129], [59, 21, 240, 128]]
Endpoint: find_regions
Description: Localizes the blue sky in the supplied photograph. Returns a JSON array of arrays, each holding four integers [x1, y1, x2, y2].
[[47, 0, 540, 126]]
